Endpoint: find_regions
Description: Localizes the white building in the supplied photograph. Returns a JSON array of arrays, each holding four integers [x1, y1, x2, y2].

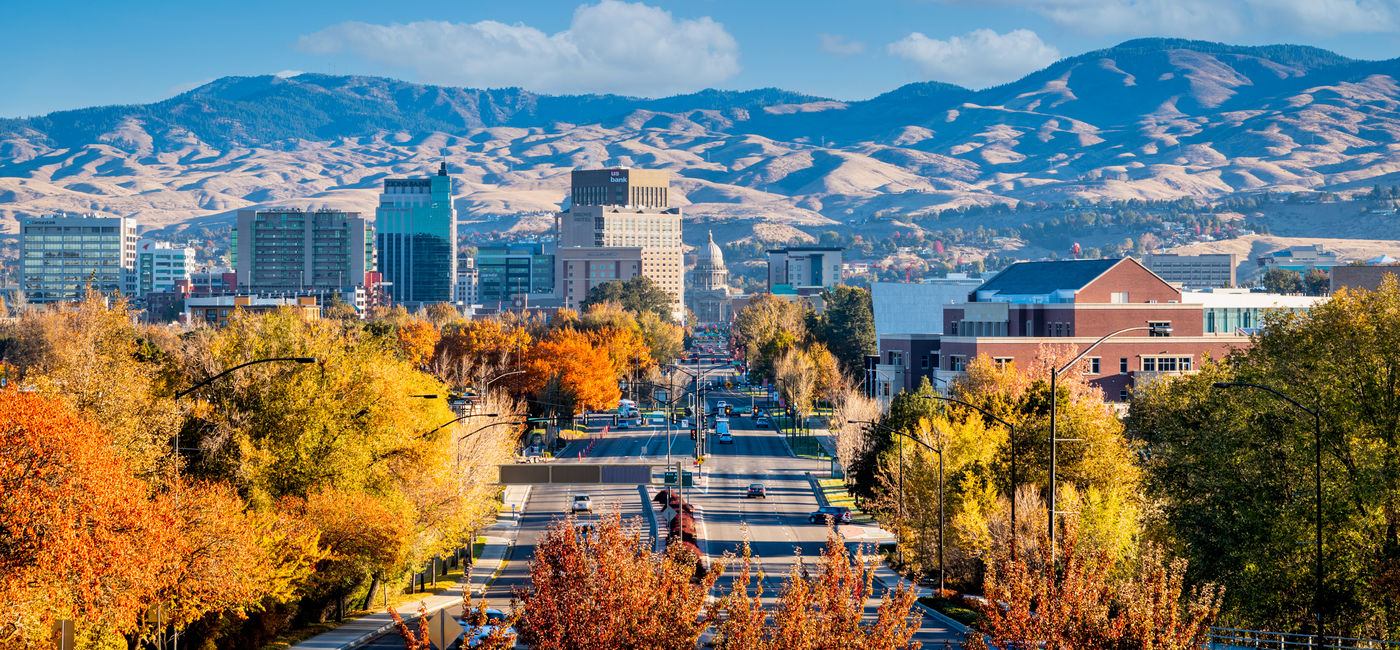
[[455, 256, 479, 305], [135, 239, 194, 296], [19, 214, 138, 302]]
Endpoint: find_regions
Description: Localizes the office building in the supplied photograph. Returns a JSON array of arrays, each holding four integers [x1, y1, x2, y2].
[[476, 244, 556, 305], [557, 246, 644, 309], [767, 247, 843, 293], [18, 214, 137, 303], [376, 163, 456, 307], [135, 239, 194, 296], [234, 208, 373, 293], [1142, 253, 1237, 289], [555, 168, 684, 318], [1331, 264, 1400, 293], [455, 255, 479, 306], [1252, 245, 1344, 283]]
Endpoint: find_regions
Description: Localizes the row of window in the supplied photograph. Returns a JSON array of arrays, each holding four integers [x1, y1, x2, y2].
[[943, 354, 1193, 374]]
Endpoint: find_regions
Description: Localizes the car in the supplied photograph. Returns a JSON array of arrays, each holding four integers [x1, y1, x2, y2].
[[808, 506, 852, 524], [755, 417, 771, 429], [461, 608, 517, 648], [718, 432, 733, 444], [572, 494, 592, 513], [746, 483, 766, 498], [615, 420, 629, 429]]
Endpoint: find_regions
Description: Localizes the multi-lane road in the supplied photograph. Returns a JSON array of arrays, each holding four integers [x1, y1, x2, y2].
[[363, 361, 962, 647]]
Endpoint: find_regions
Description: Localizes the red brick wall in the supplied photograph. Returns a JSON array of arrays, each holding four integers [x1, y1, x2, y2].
[[1077, 258, 1181, 303], [1070, 305, 1204, 337]]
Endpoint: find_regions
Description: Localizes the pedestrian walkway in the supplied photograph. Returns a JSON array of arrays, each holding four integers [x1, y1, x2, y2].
[[288, 486, 531, 650]]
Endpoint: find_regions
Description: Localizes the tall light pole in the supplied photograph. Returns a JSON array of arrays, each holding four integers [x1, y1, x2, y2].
[[922, 394, 1018, 558], [848, 419, 944, 592], [1048, 323, 1170, 564], [1214, 381, 1324, 644]]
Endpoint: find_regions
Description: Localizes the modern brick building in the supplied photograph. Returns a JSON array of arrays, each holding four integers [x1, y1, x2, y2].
[[556, 246, 645, 310], [937, 258, 1257, 402], [1331, 264, 1400, 293], [185, 295, 321, 328]]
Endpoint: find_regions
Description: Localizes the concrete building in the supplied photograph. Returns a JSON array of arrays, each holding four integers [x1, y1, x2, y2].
[[767, 247, 843, 293], [937, 258, 1258, 402], [455, 255, 479, 306], [135, 239, 194, 296], [234, 208, 373, 294], [18, 214, 138, 302], [1331, 264, 1400, 293], [686, 231, 737, 324], [185, 295, 321, 328], [869, 275, 982, 400], [1252, 245, 1344, 283], [377, 163, 456, 307], [557, 246, 644, 309], [1142, 253, 1237, 289], [1186, 288, 1320, 334], [476, 243, 556, 305], [555, 168, 684, 319]]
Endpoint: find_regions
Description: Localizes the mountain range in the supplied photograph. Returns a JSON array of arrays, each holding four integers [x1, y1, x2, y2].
[[4, 38, 1400, 246]]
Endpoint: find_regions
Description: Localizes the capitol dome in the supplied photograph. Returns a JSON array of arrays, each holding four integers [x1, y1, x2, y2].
[[697, 230, 726, 269]]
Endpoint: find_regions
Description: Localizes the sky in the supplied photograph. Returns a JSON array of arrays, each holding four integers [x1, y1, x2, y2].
[[6, 0, 1400, 118]]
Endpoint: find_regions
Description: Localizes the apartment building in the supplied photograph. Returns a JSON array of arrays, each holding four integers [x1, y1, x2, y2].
[[234, 208, 373, 293]]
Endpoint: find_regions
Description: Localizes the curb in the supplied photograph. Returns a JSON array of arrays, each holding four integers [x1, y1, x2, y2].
[[805, 472, 829, 507], [638, 484, 661, 553]]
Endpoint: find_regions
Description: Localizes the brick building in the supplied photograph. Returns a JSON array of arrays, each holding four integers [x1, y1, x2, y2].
[[937, 258, 1255, 402]]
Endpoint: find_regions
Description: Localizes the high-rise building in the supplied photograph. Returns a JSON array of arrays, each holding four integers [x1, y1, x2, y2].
[[557, 246, 644, 308], [556, 168, 684, 318], [376, 163, 456, 307], [234, 208, 373, 293], [135, 239, 194, 296], [18, 214, 137, 302], [476, 243, 555, 305], [456, 254, 479, 305]]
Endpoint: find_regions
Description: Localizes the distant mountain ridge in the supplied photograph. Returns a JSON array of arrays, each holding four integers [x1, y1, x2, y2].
[[4, 38, 1400, 242]]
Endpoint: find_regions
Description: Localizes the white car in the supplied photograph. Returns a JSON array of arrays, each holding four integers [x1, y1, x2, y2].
[[572, 494, 592, 513]]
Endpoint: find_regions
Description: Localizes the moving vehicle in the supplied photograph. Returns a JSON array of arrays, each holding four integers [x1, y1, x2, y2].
[[715, 418, 730, 439], [718, 431, 733, 444], [808, 506, 852, 524], [746, 483, 766, 498], [572, 494, 592, 513], [461, 608, 516, 648], [755, 417, 771, 429]]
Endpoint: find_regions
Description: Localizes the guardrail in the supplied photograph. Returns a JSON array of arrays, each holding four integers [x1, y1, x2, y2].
[[1208, 627, 1400, 649]]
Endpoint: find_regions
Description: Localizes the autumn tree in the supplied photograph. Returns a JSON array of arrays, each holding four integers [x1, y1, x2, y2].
[[396, 318, 440, 367], [290, 487, 415, 620], [714, 532, 920, 649], [580, 276, 675, 321], [431, 318, 532, 392], [775, 346, 817, 430], [522, 327, 620, 413], [732, 293, 810, 381], [516, 511, 720, 650]]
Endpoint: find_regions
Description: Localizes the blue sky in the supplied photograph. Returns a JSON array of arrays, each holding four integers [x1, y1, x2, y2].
[[6, 0, 1400, 118]]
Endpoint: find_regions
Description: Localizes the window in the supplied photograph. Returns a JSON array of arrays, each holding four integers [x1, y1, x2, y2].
[[1178, 356, 1192, 371], [1086, 357, 1100, 375], [951, 356, 968, 372], [1110, 291, 1129, 303], [889, 351, 904, 367], [1119, 389, 1130, 401], [993, 357, 1013, 370], [920, 354, 930, 369], [1143, 357, 1155, 372], [1149, 321, 1172, 337], [1120, 357, 1129, 374], [949, 321, 959, 336]]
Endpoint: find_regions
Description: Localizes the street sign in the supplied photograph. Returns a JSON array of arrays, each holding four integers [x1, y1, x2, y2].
[[663, 469, 693, 486], [724, 381, 733, 389], [427, 609, 463, 650]]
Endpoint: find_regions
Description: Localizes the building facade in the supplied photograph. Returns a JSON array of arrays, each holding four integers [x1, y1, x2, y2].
[[377, 163, 456, 307], [135, 239, 194, 296], [1252, 245, 1343, 283], [686, 231, 736, 324], [557, 246, 645, 309], [869, 276, 982, 400], [476, 243, 556, 305], [234, 208, 373, 293], [767, 247, 843, 292], [555, 168, 684, 319], [455, 255, 479, 306], [1142, 253, 1237, 289], [936, 258, 1259, 402], [1331, 264, 1400, 293], [185, 295, 321, 328], [18, 214, 137, 302]]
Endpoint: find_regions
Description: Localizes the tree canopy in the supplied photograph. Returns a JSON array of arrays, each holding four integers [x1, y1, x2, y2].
[[580, 276, 675, 321]]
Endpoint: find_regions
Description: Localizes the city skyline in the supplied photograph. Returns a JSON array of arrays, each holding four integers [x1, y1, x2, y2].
[[7, 0, 1400, 118]]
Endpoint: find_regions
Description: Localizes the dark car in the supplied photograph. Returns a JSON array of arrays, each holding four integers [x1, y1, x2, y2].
[[746, 483, 766, 498], [808, 506, 852, 524]]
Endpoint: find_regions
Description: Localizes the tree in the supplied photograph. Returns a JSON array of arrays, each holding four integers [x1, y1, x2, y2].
[[580, 276, 675, 321], [516, 511, 719, 650], [290, 487, 415, 619], [432, 318, 532, 391], [1302, 267, 1330, 295], [775, 346, 817, 430], [635, 310, 684, 366], [0, 390, 177, 646], [396, 318, 441, 367], [732, 293, 809, 382], [714, 532, 920, 649], [1261, 267, 1304, 293], [523, 327, 620, 413], [966, 520, 1221, 650], [813, 285, 877, 378]]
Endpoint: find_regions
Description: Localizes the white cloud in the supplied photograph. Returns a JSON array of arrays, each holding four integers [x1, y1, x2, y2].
[[297, 1, 740, 96], [818, 33, 866, 56], [1244, 0, 1396, 35], [887, 28, 1061, 87], [932, 0, 1398, 37], [274, 70, 304, 78]]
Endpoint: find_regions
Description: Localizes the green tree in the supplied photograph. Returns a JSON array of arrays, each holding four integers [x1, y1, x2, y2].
[[812, 285, 877, 378], [1302, 267, 1330, 296], [1261, 267, 1304, 293], [580, 276, 675, 321]]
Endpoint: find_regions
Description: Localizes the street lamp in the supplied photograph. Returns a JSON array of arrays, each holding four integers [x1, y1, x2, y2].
[[922, 394, 1019, 558], [1048, 322, 1170, 563], [1213, 381, 1324, 643], [848, 418, 945, 592]]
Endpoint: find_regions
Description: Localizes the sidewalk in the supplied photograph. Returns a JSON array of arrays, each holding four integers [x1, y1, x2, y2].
[[288, 485, 531, 650]]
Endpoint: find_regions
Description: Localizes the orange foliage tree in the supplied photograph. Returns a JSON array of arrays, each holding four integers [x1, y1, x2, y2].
[[288, 487, 416, 617], [714, 532, 921, 649], [0, 389, 177, 645], [587, 325, 652, 380], [522, 328, 620, 412], [431, 318, 532, 390], [516, 511, 719, 650], [396, 318, 440, 367]]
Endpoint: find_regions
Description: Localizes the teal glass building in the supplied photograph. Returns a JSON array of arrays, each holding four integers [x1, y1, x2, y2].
[[376, 163, 457, 306]]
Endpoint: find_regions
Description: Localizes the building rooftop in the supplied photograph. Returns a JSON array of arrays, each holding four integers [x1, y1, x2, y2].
[[973, 258, 1122, 299], [1181, 288, 1322, 309]]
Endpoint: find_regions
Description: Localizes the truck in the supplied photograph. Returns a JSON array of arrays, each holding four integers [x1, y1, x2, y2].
[[716, 418, 732, 443]]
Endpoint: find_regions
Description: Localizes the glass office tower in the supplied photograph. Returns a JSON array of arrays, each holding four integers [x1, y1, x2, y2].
[[376, 163, 456, 306]]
